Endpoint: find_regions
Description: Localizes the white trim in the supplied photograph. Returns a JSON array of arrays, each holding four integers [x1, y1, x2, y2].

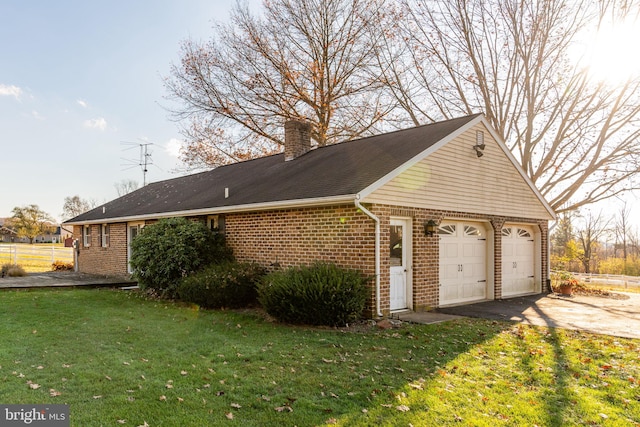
[[390, 216, 413, 312], [355, 197, 382, 318], [127, 222, 145, 274], [64, 194, 357, 226]]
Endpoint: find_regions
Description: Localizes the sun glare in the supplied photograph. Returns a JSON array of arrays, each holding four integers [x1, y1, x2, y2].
[[580, 19, 640, 84]]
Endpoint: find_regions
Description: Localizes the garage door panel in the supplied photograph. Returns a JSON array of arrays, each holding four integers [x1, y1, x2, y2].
[[442, 264, 459, 280], [439, 221, 487, 306], [444, 243, 459, 258], [502, 225, 535, 297]]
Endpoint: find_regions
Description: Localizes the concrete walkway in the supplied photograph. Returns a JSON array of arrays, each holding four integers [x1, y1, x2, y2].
[[398, 292, 640, 339], [0, 271, 136, 289]]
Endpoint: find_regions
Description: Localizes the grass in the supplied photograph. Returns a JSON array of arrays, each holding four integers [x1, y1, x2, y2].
[[0, 243, 73, 272], [0, 288, 639, 426]]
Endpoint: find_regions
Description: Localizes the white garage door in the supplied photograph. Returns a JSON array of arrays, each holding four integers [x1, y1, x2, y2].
[[501, 225, 535, 297], [438, 221, 487, 306]]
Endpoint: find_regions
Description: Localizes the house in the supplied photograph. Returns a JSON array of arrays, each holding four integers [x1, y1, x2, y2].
[[0, 218, 62, 244], [64, 114, 555, 317]]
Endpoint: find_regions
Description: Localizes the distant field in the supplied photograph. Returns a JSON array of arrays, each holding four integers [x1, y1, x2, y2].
[[0, 243, 74, 272]]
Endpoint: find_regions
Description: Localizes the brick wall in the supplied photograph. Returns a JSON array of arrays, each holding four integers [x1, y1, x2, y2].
[[225, 204, 379, 315], [74, 223, 129, 277], [71, 204, 550, 317]]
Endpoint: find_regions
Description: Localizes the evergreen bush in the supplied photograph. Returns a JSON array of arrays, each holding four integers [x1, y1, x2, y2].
[[177, 261, 265, 308], [129, 217, 233, 296], [258, 262, 370, 326]]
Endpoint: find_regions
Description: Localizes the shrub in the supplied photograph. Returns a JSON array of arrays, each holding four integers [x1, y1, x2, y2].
[[258, 262, 370, 327], [1, 263, 27, 277], [177, 261, 266, 309], [52, 261, 74, 271], [130, 217, 233, 296]]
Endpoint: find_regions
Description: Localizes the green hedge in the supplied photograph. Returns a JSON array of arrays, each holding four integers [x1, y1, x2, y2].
[[258, 262, 370, 326], [177, 261, 266, 308], [129, 217, 233, 296]]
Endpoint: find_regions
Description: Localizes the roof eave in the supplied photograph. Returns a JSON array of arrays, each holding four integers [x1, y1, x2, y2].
[[63, 194, 358, 226]]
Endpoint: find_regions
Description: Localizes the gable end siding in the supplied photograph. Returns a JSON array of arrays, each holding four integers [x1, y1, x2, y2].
[[364, 123, 552, 220]]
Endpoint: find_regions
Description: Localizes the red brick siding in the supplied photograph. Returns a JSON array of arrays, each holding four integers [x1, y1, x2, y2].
[[71, 204, 550, 316], [74, 223, 128, 277], [225, 205, 378, 315]]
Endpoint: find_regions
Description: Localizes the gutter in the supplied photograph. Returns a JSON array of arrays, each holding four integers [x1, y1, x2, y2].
[[63, 194, 356, 226], [354, 195, 383, 318]]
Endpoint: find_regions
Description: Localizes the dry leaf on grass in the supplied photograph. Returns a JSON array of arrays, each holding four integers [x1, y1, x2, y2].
[[225, 412, 234, 420]]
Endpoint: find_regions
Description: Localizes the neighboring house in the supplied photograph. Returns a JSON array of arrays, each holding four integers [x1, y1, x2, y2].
[[0, 218, 61, 243], [0, 218, 18, 243], [65, 114, 555, 317]]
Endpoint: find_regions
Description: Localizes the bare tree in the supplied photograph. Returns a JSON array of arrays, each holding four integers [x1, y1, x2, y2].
[[62, 195, 96, 221], [115, 179, 139, 197], [386, 0, 640, 213], [165, 0, 391, 169], [613, 201, 632, 261], [576, 210, 610, 273]]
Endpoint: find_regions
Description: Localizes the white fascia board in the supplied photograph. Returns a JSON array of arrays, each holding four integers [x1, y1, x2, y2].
[[357, 115, 485, 200], [63, 194, 357, 226]]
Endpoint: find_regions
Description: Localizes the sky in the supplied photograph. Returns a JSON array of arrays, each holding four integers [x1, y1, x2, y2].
[[0, 1, 239, 222], [1, 1, 638, 234]]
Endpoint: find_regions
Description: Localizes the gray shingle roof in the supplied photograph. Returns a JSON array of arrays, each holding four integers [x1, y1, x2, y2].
[[66, 114, 481, 223]]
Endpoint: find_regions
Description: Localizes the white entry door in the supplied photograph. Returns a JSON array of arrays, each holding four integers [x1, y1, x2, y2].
[[439, 221, 487, 305], [502, 225, 535, 296], [127, 222, 145, 273], [389, 218, 410, 311]]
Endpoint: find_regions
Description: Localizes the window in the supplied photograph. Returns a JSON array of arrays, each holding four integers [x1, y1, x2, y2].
[[100, 224, 110, 247], [207, 215, 226, 234], [83, 225, 91, 247], [438, 224, 456, 235]]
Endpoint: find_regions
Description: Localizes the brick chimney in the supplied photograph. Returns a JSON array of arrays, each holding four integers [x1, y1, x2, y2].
[[284, 120, 312, 161]]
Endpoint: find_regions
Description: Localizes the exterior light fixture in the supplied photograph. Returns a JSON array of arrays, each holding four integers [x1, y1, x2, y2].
[[473, 143, 485, 157], [424, 219, 438, 237]]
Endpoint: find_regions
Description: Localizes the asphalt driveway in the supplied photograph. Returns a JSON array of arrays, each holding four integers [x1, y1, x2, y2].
[[433, 292, 640, 339]]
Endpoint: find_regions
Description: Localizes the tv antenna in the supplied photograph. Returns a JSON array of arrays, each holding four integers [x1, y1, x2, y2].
[[121, 141, 155, 186]]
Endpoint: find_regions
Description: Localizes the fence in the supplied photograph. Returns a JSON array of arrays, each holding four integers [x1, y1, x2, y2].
[[0, 244, 74, 270], [573, 272, 640, 290]]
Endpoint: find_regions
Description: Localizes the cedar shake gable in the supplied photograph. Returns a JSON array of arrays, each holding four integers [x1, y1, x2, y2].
[[65, 114, 486, 224]]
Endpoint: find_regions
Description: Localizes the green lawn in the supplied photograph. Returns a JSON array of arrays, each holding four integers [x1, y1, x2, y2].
[[0, 289, 638, 426]]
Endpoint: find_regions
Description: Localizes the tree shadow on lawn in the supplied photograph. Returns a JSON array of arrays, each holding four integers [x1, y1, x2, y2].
[[328, 315, 638, 426]]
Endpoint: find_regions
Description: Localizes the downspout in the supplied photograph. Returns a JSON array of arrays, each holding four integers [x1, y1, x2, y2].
[[355, 195, 383, 317], [547, 220, 557, 293]]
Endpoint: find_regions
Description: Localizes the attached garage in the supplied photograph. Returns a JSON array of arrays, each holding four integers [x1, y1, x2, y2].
[[501, 224, 537, 297], [438, 221, 489, 306]]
